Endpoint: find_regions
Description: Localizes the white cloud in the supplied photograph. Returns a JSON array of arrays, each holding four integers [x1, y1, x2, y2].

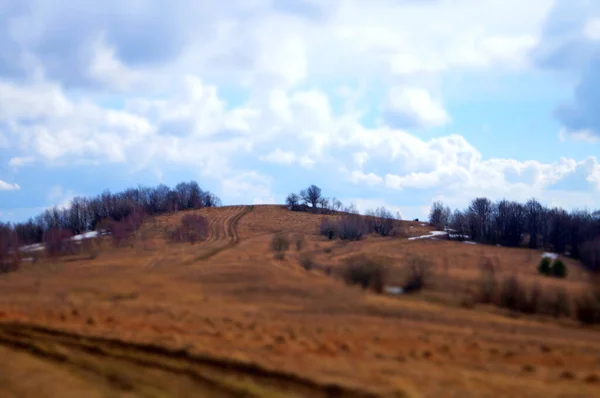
[[350, 170, 383, 186], [260, 149, 296, 165], [88, 33, 141, 91], [46, 185, 78, 210], [4, 0, 599, 218], [0, 180, 20, 191], [383, 87, 450, 129], [559, 129, 600, 143], [583, 18, 600, 40], [8, 156, 35, 168], [220, 171, 274, 202]]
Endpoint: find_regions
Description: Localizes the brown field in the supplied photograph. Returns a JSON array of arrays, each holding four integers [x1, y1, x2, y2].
[[1, 205, 599, 397]]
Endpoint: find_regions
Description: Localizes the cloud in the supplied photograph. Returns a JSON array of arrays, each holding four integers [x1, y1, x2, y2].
[[558, 129, 599, 143], [3, 0, 599, 219], [47, 185, 77, 209], [0, 180, 20, 191], [8, 156, 35, 168], [260, 148, 296, 165], [382, 87, 450, 129], [219, 171, 274, 204], [532, 0, 600, 139]]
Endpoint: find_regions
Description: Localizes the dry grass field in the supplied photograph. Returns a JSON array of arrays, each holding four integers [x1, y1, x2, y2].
[[1, 205, 599, 397]]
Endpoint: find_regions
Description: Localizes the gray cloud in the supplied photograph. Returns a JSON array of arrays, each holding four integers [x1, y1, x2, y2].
[[0, 0, 217, 88], [532, 0, 600, 139]]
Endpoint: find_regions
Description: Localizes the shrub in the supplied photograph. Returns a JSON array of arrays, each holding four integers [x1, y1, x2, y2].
[[551, 259, 568, 278], [299, 254, 315, 271], [341, 254, 389, 293], [168, 214, 208, 244], [338, 214, 366, 241], [538, 287, 570, 318], [499, 275, 527, 311], [108, 220, 129, 247], [294, 234, 305, 251], [319, 218, 338, 240], [575, 281, 600, 325], [476, 258, 498, 304], [274, 252, 286, 261], [271, 233, 290, 253], [44, 228, 75, 257], [0, 227, 21, 273], [402, 255, 432, 293], [81, 238, 98, 259], [575, 294, 600, 325], [366, 207, 396, 237], [538, 257, 552, 276]]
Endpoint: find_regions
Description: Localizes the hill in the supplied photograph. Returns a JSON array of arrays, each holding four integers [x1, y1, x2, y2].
[[0, 205, 599, 398]]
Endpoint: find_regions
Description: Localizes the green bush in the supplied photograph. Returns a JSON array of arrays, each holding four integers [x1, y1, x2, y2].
[[551, 259, 568, 278], [538, 257, 552, 276]]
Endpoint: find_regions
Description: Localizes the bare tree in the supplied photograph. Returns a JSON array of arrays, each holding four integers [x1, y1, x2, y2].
[[300, 185, 322, 208], [429, 201, 451, 230], [525, 198, 544, 249], [367, 207, 396, 236], [469, 197, 493, 243], [449, 210, 468, 241], [286, 193, 300, 208], [318, 197, 329, 211]]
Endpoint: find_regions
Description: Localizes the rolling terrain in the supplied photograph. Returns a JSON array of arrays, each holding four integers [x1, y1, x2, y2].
[[1, 205, 599, 398]]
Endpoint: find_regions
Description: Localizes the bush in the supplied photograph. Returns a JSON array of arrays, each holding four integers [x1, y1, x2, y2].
[[538, 257, 552, 276], [366, 207, 396, 237], [319, 218, 338, 240], [44, 228, 76, 257], [299, 254, 315, 271], [575, 281, 600, 325], [294, 234, 305, 251], [271, 233, 290, 253], [476, 258, 497, 304], [539, 287, 570, 318], [499, 275, 528, 311], [169, 214, 208, 244], [274, 252, 286, 261], [551, 259, 568, 278], [338, 214, 366, 241], [402, 255, 432, 293], [341, 254, 389, 293], [575, 293, 600, 325]]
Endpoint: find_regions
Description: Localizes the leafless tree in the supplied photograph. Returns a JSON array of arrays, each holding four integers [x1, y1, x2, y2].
[[299, 185, 322, 208]]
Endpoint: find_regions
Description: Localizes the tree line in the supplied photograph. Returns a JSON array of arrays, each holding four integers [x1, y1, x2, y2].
[[429, 198, 600, 271], [1, 181, 221, 250]]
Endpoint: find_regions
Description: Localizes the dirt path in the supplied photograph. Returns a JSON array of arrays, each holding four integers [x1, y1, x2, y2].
[[196, 206, 254, 260], [0, 322, 386, 398]]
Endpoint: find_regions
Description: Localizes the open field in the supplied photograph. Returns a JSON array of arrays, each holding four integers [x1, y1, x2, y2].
[[1, 205, 600, 397]]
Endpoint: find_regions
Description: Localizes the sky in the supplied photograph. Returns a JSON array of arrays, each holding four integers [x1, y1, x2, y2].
[[1, 0, 600, 223]]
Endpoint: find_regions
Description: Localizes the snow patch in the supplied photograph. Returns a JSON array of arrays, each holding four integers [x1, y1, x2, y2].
[[20, 243, 44, 252], [448, 234, 471, 240], [71, 231, 99, 241], [408, 231, 447, 241], [542, 252, 558, 260], [384, 286, 404, 295], [463, 241, 478, 245]]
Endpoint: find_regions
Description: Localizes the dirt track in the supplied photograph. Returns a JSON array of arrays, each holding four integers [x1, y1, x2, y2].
[[0, 322, 387, 398], [197, 205, 254, 260]]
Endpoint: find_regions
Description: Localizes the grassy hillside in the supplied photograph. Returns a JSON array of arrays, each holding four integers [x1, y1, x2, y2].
[[0, 205, 599, 398]]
